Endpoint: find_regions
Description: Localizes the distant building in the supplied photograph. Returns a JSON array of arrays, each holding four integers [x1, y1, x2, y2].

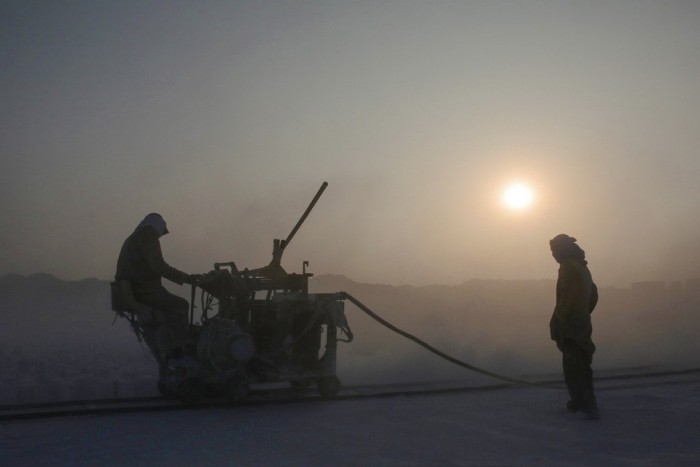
[[630, 281, 666, 294], [685, 278, 700, 296], [667, 281, 683, 294]]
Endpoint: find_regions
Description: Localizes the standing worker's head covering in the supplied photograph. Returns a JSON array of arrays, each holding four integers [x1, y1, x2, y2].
[[138, 213, 169, 236], [549, 233, 586, 264]]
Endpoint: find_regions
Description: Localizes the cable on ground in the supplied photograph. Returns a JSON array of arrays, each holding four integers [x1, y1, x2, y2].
[[342, 292, 563, 390]]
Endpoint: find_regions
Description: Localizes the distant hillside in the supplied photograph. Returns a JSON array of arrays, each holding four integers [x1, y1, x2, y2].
[[1, 273, 118, 350]]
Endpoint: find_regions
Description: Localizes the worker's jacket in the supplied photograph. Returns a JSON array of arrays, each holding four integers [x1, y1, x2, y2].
[[550, 257, 596, 358], [115, 226, 189, 292]]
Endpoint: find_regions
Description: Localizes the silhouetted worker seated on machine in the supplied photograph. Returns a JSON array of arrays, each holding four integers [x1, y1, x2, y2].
[[113, 213, 201, 369]]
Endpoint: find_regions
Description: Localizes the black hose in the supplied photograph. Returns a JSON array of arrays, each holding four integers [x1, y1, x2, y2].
[[342, 292, 563, 390]]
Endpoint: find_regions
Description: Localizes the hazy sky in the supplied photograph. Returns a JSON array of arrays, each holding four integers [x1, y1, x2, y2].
[[2, 1, 699, 286]]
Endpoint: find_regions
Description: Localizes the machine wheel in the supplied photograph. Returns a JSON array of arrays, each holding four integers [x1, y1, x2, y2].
[[224, 376, 250, 404], [177, 378, 204, 406], [317, 375, 341, 399], [290, 379, 313, 393]]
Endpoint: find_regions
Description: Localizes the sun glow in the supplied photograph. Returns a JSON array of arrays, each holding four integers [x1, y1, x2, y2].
[[502, 183, 535, 210]]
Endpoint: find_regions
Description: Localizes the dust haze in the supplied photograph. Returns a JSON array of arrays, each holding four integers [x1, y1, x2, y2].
[[3, 1, 700, 402], [2, 273, 698, 404]]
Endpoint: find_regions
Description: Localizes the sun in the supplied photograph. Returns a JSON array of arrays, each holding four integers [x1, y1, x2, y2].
[[502, 183, 535, 210]]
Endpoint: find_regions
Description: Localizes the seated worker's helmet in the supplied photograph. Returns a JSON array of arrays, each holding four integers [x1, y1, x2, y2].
[[138, 213, 169, 236]]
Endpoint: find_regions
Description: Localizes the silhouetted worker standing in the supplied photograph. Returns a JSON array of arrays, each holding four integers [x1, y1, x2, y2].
[[116, 213, 199, 363], [549, 234, 599, 420]]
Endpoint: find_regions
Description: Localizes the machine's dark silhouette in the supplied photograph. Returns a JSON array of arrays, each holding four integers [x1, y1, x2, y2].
[[111, 183, 353, 404]]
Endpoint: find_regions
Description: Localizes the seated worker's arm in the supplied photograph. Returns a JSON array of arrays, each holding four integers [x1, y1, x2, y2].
[[139, 228, 190, 285]]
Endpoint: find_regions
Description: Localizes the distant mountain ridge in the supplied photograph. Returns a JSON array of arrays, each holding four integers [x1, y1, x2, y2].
[[0, 272, 104, 290]]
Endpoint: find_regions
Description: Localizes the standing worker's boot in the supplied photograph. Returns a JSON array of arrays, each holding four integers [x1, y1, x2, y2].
[[581, 370, 600, 420]]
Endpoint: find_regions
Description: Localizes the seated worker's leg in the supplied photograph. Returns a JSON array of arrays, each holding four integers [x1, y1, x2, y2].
[[152, 324, 171, 360], [160, 305, 191, 357], [140, 325, 164, 362], [142, 324, 170, 383], [134, 286, 191, 359]]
